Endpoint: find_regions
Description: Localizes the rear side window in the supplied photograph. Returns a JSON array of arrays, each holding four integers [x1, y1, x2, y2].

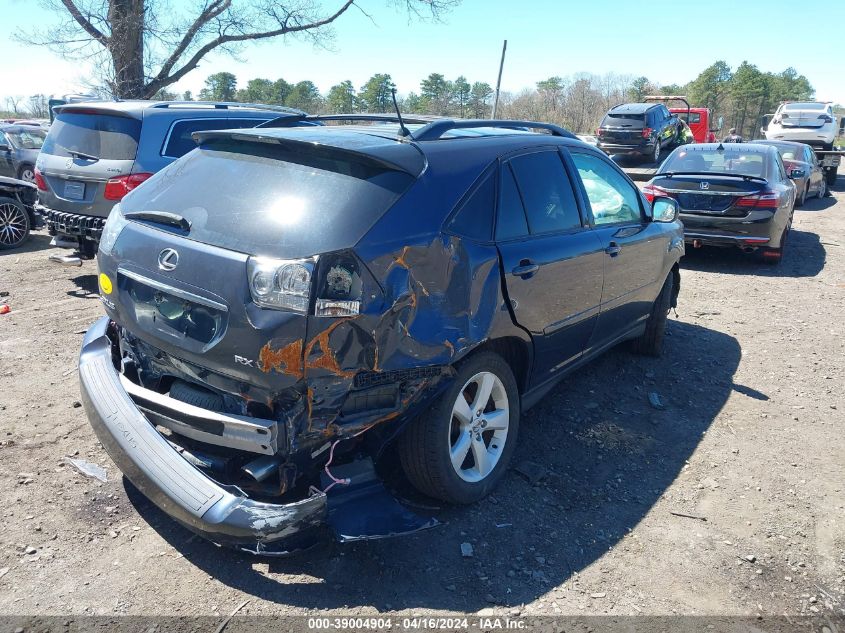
[[496, 165, 529, 240], [120, 139, 416, 258], [448, 169, 495, 241], [42, 113, 140, 160], [509, 151, 581, 234], [162, 118, 267, 158]]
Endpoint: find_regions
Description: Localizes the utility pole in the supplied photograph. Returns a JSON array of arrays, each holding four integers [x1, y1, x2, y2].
[[492, 39, 507, 119]]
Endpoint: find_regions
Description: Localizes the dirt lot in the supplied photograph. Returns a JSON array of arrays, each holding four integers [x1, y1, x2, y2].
[[0, 182, 843, 621]]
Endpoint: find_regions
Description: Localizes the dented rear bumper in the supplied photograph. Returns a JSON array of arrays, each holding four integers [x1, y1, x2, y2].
[[79, 317, 328, 554]]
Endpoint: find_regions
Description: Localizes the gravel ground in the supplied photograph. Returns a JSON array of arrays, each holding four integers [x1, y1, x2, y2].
[[0, 181, 843, 620]]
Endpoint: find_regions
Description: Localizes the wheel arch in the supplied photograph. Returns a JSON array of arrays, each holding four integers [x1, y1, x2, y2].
[[458, 336, 532, 396]]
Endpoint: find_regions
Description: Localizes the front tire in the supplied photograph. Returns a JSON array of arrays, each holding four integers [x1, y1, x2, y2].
[[631, 272, 673, 356], [817, 178, 826, 199], [0, 197, 30, 250], [797, 183, 807, 207], [399, 352, 520, 505]]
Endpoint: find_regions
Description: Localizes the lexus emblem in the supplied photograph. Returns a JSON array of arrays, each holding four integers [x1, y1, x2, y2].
[[157, 248, 179, 271], [699, 181, 710, 190]]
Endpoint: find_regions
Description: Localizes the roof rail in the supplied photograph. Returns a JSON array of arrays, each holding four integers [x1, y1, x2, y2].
[[410, 119, 577, 141], [257, 112, 441, 128], [150, 101, 306, 115]]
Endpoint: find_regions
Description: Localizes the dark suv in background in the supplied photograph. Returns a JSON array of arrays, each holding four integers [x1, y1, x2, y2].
[[597, 103, 681, 163], [35, 101, 304, 263], [80, 115, 683, 554]]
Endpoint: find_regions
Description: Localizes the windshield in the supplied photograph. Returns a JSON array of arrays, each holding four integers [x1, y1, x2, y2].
[[42, 112, 140, 160], [661, 148, 769, 178], [782, 102, 826, 111], [119, 140, 416, 258], [7, 128, 46, 149]]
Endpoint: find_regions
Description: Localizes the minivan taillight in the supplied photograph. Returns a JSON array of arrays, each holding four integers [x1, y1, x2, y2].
[[34, 168, 48, 192], [736, 189, 779, 209], [641, 127, 652, 138], [104, 172, 153, 201]]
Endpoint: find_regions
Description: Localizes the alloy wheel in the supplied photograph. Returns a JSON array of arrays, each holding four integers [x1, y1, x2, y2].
[[448, 371, 510, 483], [19, 167, 35, 184], [0, 202, 28, 247]]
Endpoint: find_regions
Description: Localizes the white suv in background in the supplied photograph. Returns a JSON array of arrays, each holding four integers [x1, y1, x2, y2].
[[764, 102, 838, 149]]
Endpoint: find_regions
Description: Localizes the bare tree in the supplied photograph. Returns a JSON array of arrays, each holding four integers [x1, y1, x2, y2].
[[20, 0, 458, 99], [4, 96, 24, 115]]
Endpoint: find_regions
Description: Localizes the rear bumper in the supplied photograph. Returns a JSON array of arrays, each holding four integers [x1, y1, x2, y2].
[[78, 317, 328, 554], [597, 141, 654, 156], [40, 204, 106, 242]]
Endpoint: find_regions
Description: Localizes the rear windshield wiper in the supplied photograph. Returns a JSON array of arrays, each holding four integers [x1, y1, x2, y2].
[[124, 211, 191, 232], [56, 144, 99, 161]]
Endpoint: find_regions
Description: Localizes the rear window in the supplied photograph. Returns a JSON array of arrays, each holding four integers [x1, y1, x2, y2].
[[782, 102, 825, 111], [7, 128, 46, 149], [604, 112, 645, 123], [119, 140, 416, 258], [42, 113, 140, 161], [661, 148, 769, 178], [162, 118, 267, 158]]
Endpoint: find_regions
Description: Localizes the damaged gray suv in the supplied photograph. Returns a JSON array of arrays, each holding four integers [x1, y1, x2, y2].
[[79, 115, 684, 554]]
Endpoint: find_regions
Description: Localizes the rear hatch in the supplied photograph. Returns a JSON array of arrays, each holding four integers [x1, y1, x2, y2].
[[779, 107, 829, 129], [99, 129, 422, 396], [36, 108, 141, 219], [599, 112, 645, 144]]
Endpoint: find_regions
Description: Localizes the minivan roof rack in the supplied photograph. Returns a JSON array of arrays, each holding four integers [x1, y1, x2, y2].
[[257, 113, 440, 128], [411, 119, 576, 140], [258, 113, 576, 140], [150, 101, 306, 115]]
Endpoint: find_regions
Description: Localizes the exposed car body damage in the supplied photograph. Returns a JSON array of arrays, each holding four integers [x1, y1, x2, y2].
[[81, 118, 682, 553]]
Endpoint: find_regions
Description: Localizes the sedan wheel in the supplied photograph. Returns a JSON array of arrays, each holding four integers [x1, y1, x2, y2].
[[449, 371, 510, 483], [817, 178, 826, 199], [0, 198, 30, 250]]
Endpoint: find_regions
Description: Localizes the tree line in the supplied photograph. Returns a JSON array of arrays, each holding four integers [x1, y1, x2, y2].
[[164, 60, 818, 140], [1, 62, 826, 143]]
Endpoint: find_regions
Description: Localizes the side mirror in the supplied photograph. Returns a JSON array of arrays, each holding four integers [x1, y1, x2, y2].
[[789, 169, 806, 179], [651, 196, 679, 223], [0, 144, 9, 152]]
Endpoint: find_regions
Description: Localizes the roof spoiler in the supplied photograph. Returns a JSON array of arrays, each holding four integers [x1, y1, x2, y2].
[[191, 129, 425, 175]]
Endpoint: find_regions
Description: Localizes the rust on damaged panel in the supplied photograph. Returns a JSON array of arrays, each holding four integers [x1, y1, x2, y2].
[[259, 338, 304, 378]]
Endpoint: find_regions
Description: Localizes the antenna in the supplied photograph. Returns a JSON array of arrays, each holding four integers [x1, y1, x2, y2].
[[391, 88, 410, 137], [492, 40, 507, 119]]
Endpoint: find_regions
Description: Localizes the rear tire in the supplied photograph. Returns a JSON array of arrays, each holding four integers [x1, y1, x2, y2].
[[631, 273, 673, 357], [649, 140, 661, 164], [761, 225, 789, 265], [825, 168, 837, 186], [399, 351, 519, 505], [817, 178, 826, 199], [17, 164, 35, 184], [0, 197, 30, 251]]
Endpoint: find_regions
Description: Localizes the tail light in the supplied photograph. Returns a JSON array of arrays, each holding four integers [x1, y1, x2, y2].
[[643, 183, 670, 203], [641, 127, 652, 138], [34, 168, 48, 192], [596, 128, 604, 137], [736, 189, 779, 209], [104, 172, 153, 201]]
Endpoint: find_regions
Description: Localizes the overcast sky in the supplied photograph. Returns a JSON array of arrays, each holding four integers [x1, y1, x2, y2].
[[2, 0, 843, 107]]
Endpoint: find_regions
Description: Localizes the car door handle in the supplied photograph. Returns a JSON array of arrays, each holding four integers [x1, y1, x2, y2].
[[511, 262, 539, 277], [605, 242, 621, 256]]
